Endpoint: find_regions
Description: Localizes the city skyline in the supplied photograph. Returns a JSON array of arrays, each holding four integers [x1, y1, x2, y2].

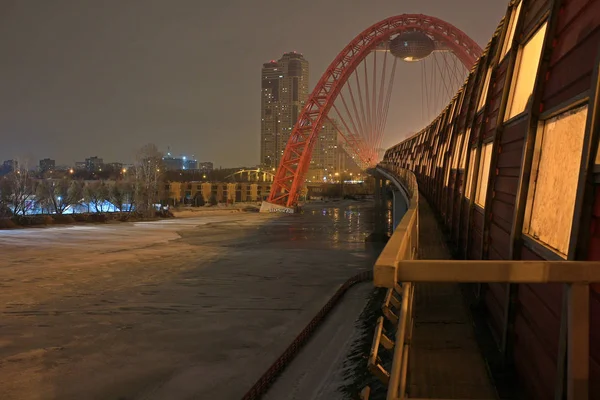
[[0, 0, 507, 167]]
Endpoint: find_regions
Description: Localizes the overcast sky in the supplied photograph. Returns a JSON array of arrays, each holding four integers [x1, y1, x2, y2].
[[0, 0, 508, 167]]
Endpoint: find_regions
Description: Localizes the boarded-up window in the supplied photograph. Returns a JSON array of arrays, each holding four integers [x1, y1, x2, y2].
[[475, 142, 493, 207], [523, 104, 588, 256], [465, 148, 477, 199], [500, 1, 522, 60], [504, 22, 548, 121], [478, 67, 493, 112]]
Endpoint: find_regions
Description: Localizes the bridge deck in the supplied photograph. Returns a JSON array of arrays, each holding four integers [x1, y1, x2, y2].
[[407, 198, 496, 399]]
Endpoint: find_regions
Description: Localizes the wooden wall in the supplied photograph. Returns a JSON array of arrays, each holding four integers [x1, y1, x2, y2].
[[382, 0, 600, 398]]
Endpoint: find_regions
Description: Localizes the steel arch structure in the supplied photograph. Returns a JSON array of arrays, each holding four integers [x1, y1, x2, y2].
[[266, 14, 482, 209], [225, 169, 275, 182]]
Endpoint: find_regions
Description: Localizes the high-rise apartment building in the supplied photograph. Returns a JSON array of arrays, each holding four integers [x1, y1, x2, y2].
[[310, 121, 338, 172], [260, 52, 309, 169], [307, 120, 362, 181]]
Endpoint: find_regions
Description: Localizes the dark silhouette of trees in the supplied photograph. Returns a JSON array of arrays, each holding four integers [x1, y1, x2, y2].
[[84, 181, 109, 213], [109, 181, 135, 213], [133, 144, 164, 216], [35, 178, 71, 214]]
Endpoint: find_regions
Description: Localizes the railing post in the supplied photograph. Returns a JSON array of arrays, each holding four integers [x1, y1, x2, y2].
[[566, 283, 589, 400], [554, 287, 569, 400]]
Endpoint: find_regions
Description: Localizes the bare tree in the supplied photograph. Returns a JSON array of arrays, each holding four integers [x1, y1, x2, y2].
[[109, 180, 135, 213], [133, 143, 163, 216], [35, 178, 72, 214], [68, 180, 85, 212], [84, 181, 109, 213], [4, 161, 35, 216], [0, 176, 13, 217]]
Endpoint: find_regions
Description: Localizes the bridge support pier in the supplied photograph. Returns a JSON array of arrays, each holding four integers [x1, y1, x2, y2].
[[259, 201, 295, 214], [374, 176, 382, 207], [368, 177, 389, 242], [367, 167, 412, 242], [392, 189, 409, 230]]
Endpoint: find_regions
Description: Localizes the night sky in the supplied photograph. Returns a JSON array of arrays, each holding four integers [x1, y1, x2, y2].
[[0, 0, 507, 168]]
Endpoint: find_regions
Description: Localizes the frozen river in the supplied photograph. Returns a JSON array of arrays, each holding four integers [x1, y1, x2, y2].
[[0, 201, 381, 400]]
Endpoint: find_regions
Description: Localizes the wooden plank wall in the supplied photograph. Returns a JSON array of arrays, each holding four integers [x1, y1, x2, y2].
[[381, 0, 600, 398]]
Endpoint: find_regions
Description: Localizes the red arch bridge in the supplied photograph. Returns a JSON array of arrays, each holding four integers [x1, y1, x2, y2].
[[253, 1, 600, 399]]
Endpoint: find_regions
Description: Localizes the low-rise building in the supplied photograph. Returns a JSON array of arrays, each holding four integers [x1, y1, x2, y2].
[[164, 181, 273, 205]]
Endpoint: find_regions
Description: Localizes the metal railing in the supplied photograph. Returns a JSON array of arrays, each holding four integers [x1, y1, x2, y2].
[[365, 165, 599, 400], [363, 164, 418, 400]]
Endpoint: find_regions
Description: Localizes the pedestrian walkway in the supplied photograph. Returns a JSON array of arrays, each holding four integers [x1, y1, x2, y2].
[[407, 197, 497, 399]]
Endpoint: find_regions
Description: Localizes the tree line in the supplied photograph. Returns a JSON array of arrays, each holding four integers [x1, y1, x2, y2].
[[0, 144, 164, 218]]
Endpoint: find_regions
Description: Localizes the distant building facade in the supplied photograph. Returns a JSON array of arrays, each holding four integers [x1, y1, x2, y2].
[[1, 160, 17, 174], [165, 181, 273, 205], [183, 158, 198, 170], [310, 121, 338, 173], [260, 52, 309, 169], [163, 153, 184, 170], [85, 156, 104, 172], [106, 162, 124, 172], [305, 120, 363, 182], [162, 151, 206, 171], [198, 162, 214, 172], [39, 158, 56, 172]]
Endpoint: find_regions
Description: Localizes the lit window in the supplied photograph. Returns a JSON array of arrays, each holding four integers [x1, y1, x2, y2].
[[452, 133, 464, 169], [477, 67, 493, 112], [475, 142, 493, 207], [504, 22, 548, 121], [523, 104, 588, 255], [465, 148, 476, 199], [436, 140, 446, 167], [460, 128, 471, 169], [501, 1, 522, 59]]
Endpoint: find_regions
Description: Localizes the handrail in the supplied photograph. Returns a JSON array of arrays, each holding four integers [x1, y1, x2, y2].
[[370, 164, 597, 400], [363, 165, 419, 400]]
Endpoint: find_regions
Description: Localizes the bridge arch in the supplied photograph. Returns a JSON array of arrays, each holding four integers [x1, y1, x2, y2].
[[226, 169, 275, 182], [266, 14, 482, 208]]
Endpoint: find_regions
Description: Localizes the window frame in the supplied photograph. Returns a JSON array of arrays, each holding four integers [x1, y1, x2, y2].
[[465, 147, 477, 199], [522, 102, 590, 258], [475, 140, 494, 208], [504, 21, 549, 122], [477, 67, 494, 112], [500, 1, 523, 61]]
